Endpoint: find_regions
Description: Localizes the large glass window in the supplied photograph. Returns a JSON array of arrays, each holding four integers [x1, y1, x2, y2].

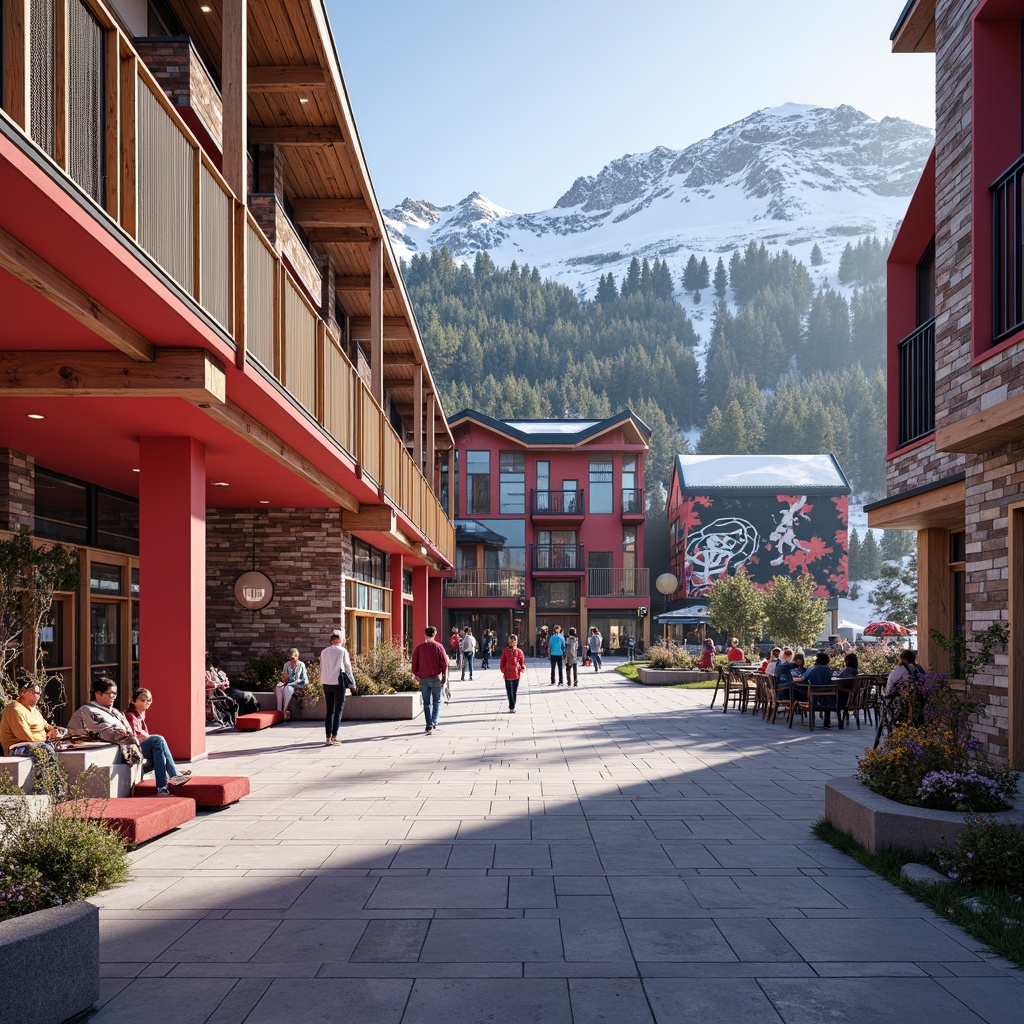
[[352, 540, 387, 586], [535, 581, 578, 609], [589, 460, 613, 513], [536, 461, 550, 511], [466, 451, 490, 515], [96, 492, 139, 554], [499, 452, 525, 514], [536, 529, 579, 569], [35, 472, 88, 544]]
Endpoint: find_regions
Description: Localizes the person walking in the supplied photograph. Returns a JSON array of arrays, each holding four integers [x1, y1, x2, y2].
[[565, 627, 580, 687], [319, 628, 354, 746], [586, 627, 603, 672], [500, 633, 526, 713], [412, 626, 449, 734], [626, 634, 636, 661], [449, 629, 462, 669], [548, 624, 566, 685], [480, 629, 493, 670], [460, 626, 478, 680]]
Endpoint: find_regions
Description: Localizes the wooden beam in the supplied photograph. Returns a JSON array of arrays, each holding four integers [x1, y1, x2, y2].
[[119, 50, 137, 238], [222, 0, 247, 201], [413, 362, 423, 473], [0, 225, 154, 362], [0, 349, 224, 401], [382, 361, 419, 379], [247, 65, 326, 92], [342, 505, 396, 533], [248, 126, 344, 145], [335, 275, 394, 291], [936, 393, 1024, 453], [1, 0, 29, 130], [291, 199, 374, 228], [349, 317, 414, 343], [867, 479, 965, 531], [203, 400, 360, 512]]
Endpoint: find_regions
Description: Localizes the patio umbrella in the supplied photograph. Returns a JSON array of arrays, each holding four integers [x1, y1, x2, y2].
[[862, 620, 911, 637]]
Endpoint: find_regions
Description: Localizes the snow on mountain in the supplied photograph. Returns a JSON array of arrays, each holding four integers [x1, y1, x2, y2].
[[383, 104, 933, 313]]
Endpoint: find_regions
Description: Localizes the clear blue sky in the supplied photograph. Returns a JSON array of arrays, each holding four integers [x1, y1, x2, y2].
[[327, 0, 934, 213]]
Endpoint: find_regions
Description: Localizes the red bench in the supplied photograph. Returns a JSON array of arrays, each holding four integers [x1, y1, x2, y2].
[[133, 775, 250, 808], [60, 796, 195, 845], [235, 710, 285, 731]]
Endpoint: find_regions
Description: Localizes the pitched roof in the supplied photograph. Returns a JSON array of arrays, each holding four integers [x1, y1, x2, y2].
[[674, 453, 850, 493], [447, 409, 651, 447]]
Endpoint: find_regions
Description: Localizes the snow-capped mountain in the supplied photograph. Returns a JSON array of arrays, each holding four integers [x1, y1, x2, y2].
[[384, 103, 933, 307]]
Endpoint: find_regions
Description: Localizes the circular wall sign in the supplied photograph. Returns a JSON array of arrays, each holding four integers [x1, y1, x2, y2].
[[234, 571, 274, 610]]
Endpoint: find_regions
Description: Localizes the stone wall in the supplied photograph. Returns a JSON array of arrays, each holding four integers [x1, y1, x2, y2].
[[206, 509, 354, 677], [0, 449, 34, 532]]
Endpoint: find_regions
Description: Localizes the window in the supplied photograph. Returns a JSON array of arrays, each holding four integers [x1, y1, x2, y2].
[[499, 452, 525, 514], [466, 451, 490, 515], [622, 456, 641, 513], [352, 540, 387, 586], [589, 460, 613, 513], [536, 530, 578, 569], [917, 241, 935, 324], [536, 461, 550, 511], [35, 468, 139, 554], [534, 581, 577, 609], [588, 551, 613, 596], [96, 491, 139, 554], [562, 479, 579, 513], [440, 459, 450, 516]]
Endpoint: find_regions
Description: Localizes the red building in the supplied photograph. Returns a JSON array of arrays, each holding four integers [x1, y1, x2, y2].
[[0, 0, 454, 760], [866, 0, 1024, 767], [442, 411, 651, 655]]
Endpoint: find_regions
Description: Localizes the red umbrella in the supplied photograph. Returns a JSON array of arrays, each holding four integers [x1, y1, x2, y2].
[[862, 621, 911, 637]]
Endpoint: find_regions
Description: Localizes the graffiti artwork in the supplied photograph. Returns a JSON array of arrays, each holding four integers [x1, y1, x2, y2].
[[670, 492, 848, 599]]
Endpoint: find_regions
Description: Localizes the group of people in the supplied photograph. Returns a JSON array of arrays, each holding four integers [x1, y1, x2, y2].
[[545, 626, 604, 686], [448, 627, 499, 679]]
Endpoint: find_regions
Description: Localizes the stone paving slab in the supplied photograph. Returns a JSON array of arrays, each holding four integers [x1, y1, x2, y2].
[[88, 660, 1024, 1022]]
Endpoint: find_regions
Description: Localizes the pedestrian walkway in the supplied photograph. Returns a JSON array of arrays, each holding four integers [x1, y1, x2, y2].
[[91, 660, 1023, 1023]]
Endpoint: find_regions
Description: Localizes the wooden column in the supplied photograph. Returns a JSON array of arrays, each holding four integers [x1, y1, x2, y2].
[[446, 446, 455, 518], [2, 0, 30, 130], [917, 528, 950, 675], [369, 237, 384, 405], [54, 0, 68, 170], [413, 363, 424, 472], [221, 0, 247, 201], [426, 393, 437, 490]]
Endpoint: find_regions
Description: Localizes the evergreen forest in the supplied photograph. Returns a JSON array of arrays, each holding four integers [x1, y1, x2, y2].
[[403, 236, 891, 501]]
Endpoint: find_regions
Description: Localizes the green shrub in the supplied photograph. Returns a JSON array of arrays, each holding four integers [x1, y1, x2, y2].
[[645, 641, 697, 670], [0, 760, 129, 922], [931, 815, 1024, 893], [240, 651, 288, 691], [296, 658, 324, 709], [351, 641, 418, 695], [852, 642, 901, 675]]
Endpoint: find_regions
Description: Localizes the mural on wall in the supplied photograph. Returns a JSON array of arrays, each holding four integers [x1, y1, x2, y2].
[[671, 493, 848, 599]]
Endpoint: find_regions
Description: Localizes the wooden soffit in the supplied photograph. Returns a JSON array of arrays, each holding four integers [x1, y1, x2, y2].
[[891, 0, 935, 53], [867, 478, 965, 531], [936, 393, 1024, 453]]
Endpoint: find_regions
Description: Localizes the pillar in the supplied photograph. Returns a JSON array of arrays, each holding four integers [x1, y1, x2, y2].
[[428, 575, 443, 629], [917, 528, 951, 676], [369, 237, 384, 404], [390, 553, 404, 648], [411, 565, 430, 641], [139, 437, 206, 760]]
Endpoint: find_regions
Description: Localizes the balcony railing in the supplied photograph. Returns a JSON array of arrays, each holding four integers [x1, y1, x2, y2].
[[587, 567, 650, 598], [443, 569, 526, 599], [992, 152, 1024, 343], [1, 0, 453, 566], [897, 317, 936, 448], [531, 489, 584, 515], [621, 489, 644, 515], [531, 544, 584, 572]]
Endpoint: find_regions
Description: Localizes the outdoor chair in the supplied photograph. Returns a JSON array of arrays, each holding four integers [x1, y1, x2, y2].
[[709, 666, 728, 709], [762, 674, 795, 725], [721, 665, 751, 714], [789, 683, 840, 731]]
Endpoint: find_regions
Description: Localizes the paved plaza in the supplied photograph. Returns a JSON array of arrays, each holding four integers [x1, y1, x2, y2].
[[90, 661, 1024, 1023]]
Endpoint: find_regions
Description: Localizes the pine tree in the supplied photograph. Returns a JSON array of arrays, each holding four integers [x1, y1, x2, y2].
[[595, 273, 618, 305], [640, 258, 652, 295], [847, 528, 861, 581], [810, 243, 823, 266], [881, 530, 915, 562], [698, 256, 711, 290], [861, 530, 882, 580], [622, 257, 642, 297], [868, 554, 918, 624], [651, 259, 675, 302], [713, 257, 728, 299], [682, 254, 700, 294]]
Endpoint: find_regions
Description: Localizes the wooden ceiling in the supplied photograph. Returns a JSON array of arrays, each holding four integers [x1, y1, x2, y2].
[[165, 0, 451, 447]]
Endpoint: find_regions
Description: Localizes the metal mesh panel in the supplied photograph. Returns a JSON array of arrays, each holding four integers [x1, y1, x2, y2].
[[68, 0, 105, 205], [29, 0, 55, 158]]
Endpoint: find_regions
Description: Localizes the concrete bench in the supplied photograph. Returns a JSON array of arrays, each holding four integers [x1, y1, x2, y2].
[[133, 775, 250, 808], [57, 742, 142, 798], [0, 755, 34, 793], [60, 795, 195, 846], [251, 690, 326, 719], [235, 710, 285, 731]]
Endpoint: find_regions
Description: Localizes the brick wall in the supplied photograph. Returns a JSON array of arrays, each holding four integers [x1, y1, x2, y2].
[[0, 449, 35, 532], [206, 509, 354, 677]]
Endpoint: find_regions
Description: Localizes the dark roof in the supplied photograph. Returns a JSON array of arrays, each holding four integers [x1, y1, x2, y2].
[[447, 409, 651, 447], [890, 0, 918, 40]]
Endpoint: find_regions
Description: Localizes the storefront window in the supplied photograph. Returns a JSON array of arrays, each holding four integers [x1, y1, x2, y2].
[[90, 602, 120, 666], [34, 471, 87, 544], [96, 491, 139, 554], [90, 563, 122, 595]]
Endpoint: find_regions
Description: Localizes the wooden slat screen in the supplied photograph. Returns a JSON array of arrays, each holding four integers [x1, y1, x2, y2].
[[199, 163, 231, 328], [245, 218, 275, 369], [323, 343, 354, 454], [283, 275, 317, 414]]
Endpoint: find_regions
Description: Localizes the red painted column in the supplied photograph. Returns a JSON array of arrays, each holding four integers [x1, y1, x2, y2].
[[139, 437, 206, 760], [411, 565, 430, 640], [390, 553, 404, 648], [428, 575, 443, 630]]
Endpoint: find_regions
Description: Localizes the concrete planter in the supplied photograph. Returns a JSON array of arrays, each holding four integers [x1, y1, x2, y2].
[[636, 667, 716, 686], [343, 692, 418, 720], [825, 775, 1024, 855], [0, 901, 98, 1024]]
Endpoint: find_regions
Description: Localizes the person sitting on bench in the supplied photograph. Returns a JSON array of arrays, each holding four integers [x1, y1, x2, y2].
[[126, 688, 192, 795], [0, 679, 66, 795]]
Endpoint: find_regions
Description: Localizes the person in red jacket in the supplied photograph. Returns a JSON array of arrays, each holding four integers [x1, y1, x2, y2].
[[412, 626, 450, 734], [726, 638, 746, 663], [499, 634, 527, 713]]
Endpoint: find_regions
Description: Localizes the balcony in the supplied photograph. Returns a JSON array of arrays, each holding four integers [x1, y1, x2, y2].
[[443, 569, 526, 600], [587, 567, 650, 598], [897, 317, 935, 448], [531, 544, 584, 573], [621, 488, 645, 518], [992, 152, 1024, 343], [531, 489, 585, 520], [0, 0, 453, 566]]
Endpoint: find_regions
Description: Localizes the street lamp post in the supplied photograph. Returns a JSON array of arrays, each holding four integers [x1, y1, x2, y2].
[[654, 572, 679, 644]]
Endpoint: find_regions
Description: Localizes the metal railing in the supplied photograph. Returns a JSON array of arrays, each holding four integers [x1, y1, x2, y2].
[[992, 152, 1024, 343], [587, 567, 650, 597], [531, 543, 584, 571], [897, 317, 935, 447], [621, 488, 644, 514], [531, 489, 584, 515], [443, 569, 526, 599]]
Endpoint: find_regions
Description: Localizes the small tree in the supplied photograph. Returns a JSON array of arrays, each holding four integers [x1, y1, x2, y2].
[[763, 573, 826, 648], [0, 532, 80, 707], [868, 554, 917, 624], [708, 569, 765, 651], [810, 242, 824, 266]]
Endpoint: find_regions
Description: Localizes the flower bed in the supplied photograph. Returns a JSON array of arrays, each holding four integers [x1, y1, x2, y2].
[[636, 667, 716, 686]]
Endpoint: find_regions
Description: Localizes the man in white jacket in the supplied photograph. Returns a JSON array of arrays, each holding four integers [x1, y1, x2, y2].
[[319, 629, 354, 746], [460, 627, 478, 681]]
